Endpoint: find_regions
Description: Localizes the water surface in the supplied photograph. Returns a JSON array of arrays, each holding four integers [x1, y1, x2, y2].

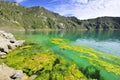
[[12, 30, 120, 80], [14, 30, 120, 56]]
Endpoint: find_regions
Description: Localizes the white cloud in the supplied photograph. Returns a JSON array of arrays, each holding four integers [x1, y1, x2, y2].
[[71, 0, 88, 4], [15, 0, 26, 3], [54, 0, 120, 19]]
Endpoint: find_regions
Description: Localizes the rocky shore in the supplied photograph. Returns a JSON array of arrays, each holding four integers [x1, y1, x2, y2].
[[0, 31, 30, 80], [0, 31, 25, 58], [0, 63, 28, 80]]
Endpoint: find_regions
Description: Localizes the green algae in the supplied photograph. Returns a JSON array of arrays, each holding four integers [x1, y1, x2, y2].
[[64, 64, 87, 80], [50, 38, 120, 79], [0, 42, 87, 80], [0, 37, 119, 80]]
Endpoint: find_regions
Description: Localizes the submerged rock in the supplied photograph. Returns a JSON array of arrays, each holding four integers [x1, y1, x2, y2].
[[28, 75, 37, 80], [0, 31, 25, 56]]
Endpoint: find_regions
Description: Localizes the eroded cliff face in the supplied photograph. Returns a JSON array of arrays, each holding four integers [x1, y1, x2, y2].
[[0, 31, 25, 58]]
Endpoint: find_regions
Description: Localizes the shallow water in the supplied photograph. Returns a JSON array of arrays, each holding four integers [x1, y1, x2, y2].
[[13, 30, 120, 55], [12, 30, 120, 80]]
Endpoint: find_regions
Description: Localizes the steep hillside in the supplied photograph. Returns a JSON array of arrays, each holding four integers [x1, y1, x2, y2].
[[0, 2, 84, 30], [80, 17, 120, 30], [0, 1, 120, 30]]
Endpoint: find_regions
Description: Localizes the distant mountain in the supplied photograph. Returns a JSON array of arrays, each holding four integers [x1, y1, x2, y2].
[[0, 1, 120, 30], [80, 17, 120, 30]]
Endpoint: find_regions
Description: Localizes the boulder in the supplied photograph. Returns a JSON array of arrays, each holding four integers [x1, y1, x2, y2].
[[14, 40, 25, 47], [0, 51, 6, 59], [0, 31, 25, 56], [0, 63, 16, 78], [0, 63, 29, 80], [0, 51, 6, 56], [0, 74, 11, 80], [0, 31, 16, 43], [28, 75, 37, 80], [0, 40, 9, 53], [11, 70, 23, 80]]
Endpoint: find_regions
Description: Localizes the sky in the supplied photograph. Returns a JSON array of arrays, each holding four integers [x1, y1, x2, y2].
[[8, 0, 120, 20]]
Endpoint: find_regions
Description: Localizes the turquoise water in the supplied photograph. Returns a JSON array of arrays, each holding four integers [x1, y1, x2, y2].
[[13, 30, 120, 80], [14, 30, 120, 56]]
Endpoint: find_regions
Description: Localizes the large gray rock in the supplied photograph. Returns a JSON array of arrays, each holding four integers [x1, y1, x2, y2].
[[0, 51, 6, 59], [0, 31, 25, 56], [14, 40, 25, 47], [0, 31, 16, 43], [0, 40, 10, 53], [11, 70, 23, 80], [28, 75, 37, 80], [0, 63, 29, 80], [0, 74, 11, 80], [0, 51, 6, 56], [0, 63, 16, 78]]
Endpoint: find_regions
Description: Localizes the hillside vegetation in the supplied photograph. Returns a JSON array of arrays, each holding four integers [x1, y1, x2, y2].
[[80, 17, 120, 30], [0, 1, 120, 30]]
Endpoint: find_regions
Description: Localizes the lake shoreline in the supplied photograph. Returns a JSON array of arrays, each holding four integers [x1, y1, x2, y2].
[[1, 26, 120, 33], [0, 30, 120, 80], [0, 31, 87, 80]]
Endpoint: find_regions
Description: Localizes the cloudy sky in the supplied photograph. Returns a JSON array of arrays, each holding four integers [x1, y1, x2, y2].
[[9, 0, 120, 20]]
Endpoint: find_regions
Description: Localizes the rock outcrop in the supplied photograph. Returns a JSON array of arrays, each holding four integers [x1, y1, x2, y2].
[[0, 31, 37, 80], [0, 31, 25, 58], [0, 63, 28, 80]]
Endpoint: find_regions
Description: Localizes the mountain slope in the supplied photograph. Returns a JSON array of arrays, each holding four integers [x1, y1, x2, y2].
[[0, 2, 84, 30], [0, 1, 120, 30], [80, 17, 120, 30]]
